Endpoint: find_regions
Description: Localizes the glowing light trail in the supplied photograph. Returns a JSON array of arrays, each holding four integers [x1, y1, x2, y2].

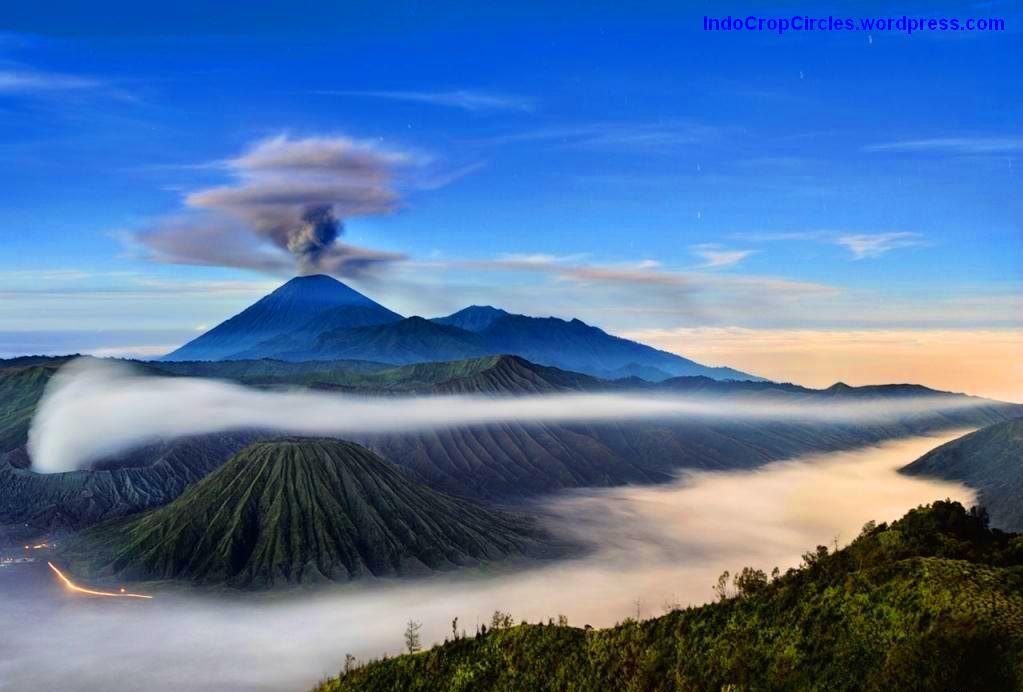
[[47, 562, 153, 600]]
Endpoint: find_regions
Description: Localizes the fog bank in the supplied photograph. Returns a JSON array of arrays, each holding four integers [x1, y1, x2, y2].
[[28, 358, 989, 473], [1, 433, 974, 692]]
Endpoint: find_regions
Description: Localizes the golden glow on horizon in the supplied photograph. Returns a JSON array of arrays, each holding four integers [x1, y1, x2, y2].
[[623, 328, 1023, 404], [47, 562, 153, 600]]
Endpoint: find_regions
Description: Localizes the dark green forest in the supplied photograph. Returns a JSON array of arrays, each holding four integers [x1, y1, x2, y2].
[[317, 501, 1023, 692]]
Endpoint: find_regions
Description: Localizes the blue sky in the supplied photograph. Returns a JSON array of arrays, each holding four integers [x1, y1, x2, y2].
[[0, 1, 1020, 395]]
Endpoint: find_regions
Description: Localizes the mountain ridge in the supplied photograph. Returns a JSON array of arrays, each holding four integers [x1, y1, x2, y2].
[[901, 418, 1023, 531], [160, 275, 759, 381]]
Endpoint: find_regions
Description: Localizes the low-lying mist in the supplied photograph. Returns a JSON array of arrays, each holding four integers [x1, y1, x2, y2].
[[28, 358, 989, 473], [1, 433, 974, 692]]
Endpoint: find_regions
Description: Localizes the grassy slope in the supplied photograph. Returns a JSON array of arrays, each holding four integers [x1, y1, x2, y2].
[[902, 418, 1023, 530], [317, 501, 1023, 692], [0, 361, 64, 454], [65, 438, 553, 588]]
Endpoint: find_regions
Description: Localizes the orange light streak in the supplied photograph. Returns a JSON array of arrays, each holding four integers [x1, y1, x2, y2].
[[47, 562, 153, 600]]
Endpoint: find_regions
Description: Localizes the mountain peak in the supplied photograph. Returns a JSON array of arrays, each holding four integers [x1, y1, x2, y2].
[[162, 275, 396, 361], [66, 438, 549, 588], [431, 305, 511, 332], [271, 274, 377, 307]]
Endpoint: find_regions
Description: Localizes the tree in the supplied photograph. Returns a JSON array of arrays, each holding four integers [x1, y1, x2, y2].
[[343, 653, 357, 675], [404, 620, 422, 654], [733, 567, 768, 598], [491, 610, 513, 629], [451, 617, 459, 641], [557, 614, 569, 627], [713, 570, 730, 601]]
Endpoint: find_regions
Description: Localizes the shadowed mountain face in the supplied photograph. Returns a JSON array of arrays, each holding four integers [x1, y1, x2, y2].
[[0, 433, 259, 541], [431, 305, 510, 332], [159, 275, 757, 381], [64, 439, 552, 588], [902, 418, 1023, 531], [163, 275, 402, 362]]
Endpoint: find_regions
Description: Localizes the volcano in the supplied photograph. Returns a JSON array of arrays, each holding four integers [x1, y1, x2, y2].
[[163, 275, 402, 361], [161, 275, 757, 381], [64, 438, 552, 588]]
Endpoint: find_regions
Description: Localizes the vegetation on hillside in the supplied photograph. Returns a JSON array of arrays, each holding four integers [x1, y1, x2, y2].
[[0, 361, 63, 454], [316, 501, 1023, 692]]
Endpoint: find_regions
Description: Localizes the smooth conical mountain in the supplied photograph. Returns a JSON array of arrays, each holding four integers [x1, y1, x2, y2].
[[65, 438, 551, 588], [161, 275, 758, 381], [162, 275, 402, 361], [902, 418, 1023, 530]]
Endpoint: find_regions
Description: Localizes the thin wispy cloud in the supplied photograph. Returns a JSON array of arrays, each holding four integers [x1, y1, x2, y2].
[[864, 136, 1023, 155], [0, 69, 102, 92], [690, 244, 755, 269], [399, 254, 842, 328], [732, 230, 927, 261], [317, 89, 533, 112], [481, 120, 723, 152], [836, 232, 926, 260], [729, 231, 831, 242]]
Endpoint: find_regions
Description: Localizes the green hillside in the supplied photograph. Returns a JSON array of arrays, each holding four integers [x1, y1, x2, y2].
[[316, 501, 1023, 692], [0, 360, 66, 454], [64, 438, 554, 588], [902, 418, 1023, 530]]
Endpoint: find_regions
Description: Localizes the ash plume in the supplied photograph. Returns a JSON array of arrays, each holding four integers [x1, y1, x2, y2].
[[132, 135, 416, 277], [287, 206, 340, 271]]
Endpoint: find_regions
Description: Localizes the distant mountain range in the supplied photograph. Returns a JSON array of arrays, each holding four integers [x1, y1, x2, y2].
[[64, 438, 553, 588], [902, 418, 1023, 531], [3, 354, 1020, 543], [162, 274, 756, 382]]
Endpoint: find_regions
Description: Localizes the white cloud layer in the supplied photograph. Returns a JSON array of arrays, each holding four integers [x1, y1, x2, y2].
[[28, 358, 992, 473]]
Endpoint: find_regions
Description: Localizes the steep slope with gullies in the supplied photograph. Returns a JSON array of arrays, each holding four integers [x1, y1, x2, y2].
[[0, 433, 258, 540], [65, 439, 553, 588], [902, 418, 1023, 530], [351, 356, 1023, 500]]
